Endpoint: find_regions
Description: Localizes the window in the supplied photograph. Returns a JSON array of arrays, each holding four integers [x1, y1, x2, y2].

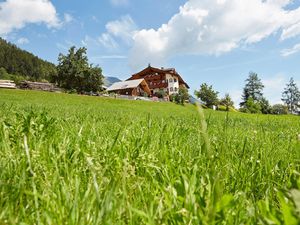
[[174, 78, 177, 82], [170, 87, 173, 92], [169, 78, 173, 82], [175, 87, 178, 92]]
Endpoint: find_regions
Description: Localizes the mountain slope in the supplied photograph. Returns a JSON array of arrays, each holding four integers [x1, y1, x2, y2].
[[0, 38, 57, 81], [103, 76, 121, 87]]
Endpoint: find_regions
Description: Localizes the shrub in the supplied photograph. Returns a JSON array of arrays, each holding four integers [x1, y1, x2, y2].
[[271, 104, 288, 115]]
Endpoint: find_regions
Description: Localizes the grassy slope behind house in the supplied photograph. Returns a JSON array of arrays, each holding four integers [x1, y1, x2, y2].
[[0, 89, 300, 224]]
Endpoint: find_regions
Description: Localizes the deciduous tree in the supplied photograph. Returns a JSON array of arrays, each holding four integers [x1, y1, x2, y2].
[[219, 93, 234, 111], [194, 83, 219, 108], [271, 104, 288, 115], [56, 46, 104, 92]]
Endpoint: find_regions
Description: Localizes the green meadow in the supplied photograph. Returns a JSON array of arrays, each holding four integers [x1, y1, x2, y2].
[[0, 89, 300, 224]]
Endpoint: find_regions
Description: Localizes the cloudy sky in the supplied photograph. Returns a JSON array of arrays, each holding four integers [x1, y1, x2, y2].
[[1, 0, 300, 105]]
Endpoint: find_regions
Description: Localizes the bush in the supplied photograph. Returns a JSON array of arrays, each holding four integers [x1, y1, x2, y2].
[[156, 89, 166, 98], [0, 67, 27, 85], [239, 107, 250, 113], [240, 97, 262, 114], [271, 104, 288, 115], [218, 105, 227, 111]]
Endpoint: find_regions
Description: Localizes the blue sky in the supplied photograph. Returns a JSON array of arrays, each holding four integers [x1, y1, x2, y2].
[[1, 0, 300, 106]]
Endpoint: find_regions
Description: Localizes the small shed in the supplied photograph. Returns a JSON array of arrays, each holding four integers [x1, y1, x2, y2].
[[107, 79, 151, 96], [0, 80, 16, 89]]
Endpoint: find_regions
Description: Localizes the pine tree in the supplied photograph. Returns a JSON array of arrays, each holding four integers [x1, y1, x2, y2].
[[259, 97, 272, 114], [240, 72, 264, 107], [0, 37, 57, 81], [281, 78, 300, 114]]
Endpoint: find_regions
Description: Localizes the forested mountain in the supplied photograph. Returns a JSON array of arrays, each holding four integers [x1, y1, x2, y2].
[[103, 76, 121, 87], [0, 38, 57, 81]]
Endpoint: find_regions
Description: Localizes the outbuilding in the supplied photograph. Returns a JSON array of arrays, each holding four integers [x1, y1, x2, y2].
[[107, 79, 151, 96]]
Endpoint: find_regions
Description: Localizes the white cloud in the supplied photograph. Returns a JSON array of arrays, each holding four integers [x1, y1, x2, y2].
[[129, 0, 300, 69], [81, 35, 100, 47], [56, 40, 75, 51], [106, 15, 137, 43], [92, 16, 99, 23], [64, 13, 73, 24], [98, 33, 118, 49], [280, 7, 300, 40], [281, 42, 300, 56], [0, 0, 61, 35], [262, 75, 286, 104], [99, 15, 137, 49], [110, 0, 129, 7], [229, 89, 243, 108], [16, 37, 29, 45]]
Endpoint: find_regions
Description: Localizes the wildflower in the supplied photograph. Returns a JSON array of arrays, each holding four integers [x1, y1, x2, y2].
[[177, 208, 188, 216]]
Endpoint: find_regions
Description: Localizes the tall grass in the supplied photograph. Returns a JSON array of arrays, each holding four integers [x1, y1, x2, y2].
[[0, 89, 300, 224]]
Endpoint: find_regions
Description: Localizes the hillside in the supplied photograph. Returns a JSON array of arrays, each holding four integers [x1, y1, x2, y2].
[[0, 38, 57, 81], [103, 76, 121, 87], [0, 89, 299, 224]]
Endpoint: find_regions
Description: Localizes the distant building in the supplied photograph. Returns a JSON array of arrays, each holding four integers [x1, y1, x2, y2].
[[127, 65, 189, 96], [107, 78, 151, 96]]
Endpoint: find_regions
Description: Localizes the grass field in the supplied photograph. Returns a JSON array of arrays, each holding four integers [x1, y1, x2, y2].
[[0, 89, 300, 224]]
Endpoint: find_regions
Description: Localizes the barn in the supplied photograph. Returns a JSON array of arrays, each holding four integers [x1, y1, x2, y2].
[[107, 79, 151, 96]]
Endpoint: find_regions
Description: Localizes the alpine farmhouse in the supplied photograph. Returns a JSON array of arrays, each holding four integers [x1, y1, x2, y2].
[[107, 65, 189, 98]]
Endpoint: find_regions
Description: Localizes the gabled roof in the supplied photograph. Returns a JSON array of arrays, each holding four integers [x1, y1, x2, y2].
[[107, 78, 145, 91], [129, 66, 190, 88]]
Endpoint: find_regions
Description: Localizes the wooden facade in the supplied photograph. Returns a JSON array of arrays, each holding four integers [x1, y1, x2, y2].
[[107, 79, 151, 96]]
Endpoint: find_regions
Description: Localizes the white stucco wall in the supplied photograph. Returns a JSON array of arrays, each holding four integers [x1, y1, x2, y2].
[[166, 74, 179, 94]]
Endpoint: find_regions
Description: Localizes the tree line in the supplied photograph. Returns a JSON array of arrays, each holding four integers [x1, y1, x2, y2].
[[0, 39, 104, 93], [1, 39, 299, 114], [195, 72, 300, 115], [0, 38, 57, 82]]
